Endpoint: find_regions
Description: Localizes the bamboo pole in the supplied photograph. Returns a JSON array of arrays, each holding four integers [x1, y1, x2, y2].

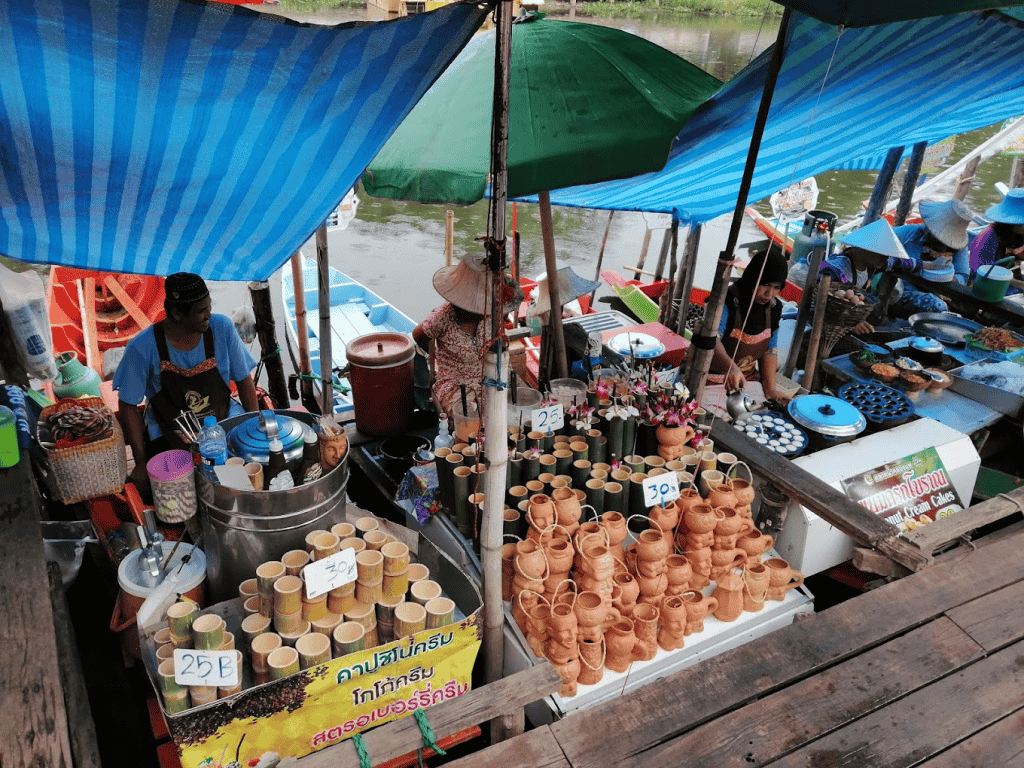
[[1012, 156, 1024, 189], [893, 142, 927, 227], [248, 281, 290, 409], [445, 210, 454, 267], [652, 227, 672, 281], [315, 223, 333, 416], [801, 275, 831, 392], [953, 156, 981, 201], [590, 210, 615, 303], [538, 191, 569, 379], [632, 227, 652, 281], [659, 217, 679, 325], [675, 222, 702, 338], [863, 146, 905, 226], [289, 252, 316, 410]]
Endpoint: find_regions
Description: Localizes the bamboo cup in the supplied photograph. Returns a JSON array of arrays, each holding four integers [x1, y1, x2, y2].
[[375, 594, 403, 625], [259, 592, 275, 619], [191, 685, 218, 707], [525, 479, 545, 497], [425, 597, 456, 629], [163, 689, 190, 714], [383, 571, 409, 598], [571, 459, 592, 488], [305, 529, 330, 553], [506, 484, 529, 513], [628, 472, 648, 518], [256, 561, 286, 595], [407, 563, 430, 588], [538, 471, 556, 496], [434, 447, 456, 517], [302, 591, 329, 623], [327, 590, 356, 617], [238, 578, 258, 602], [410, 579, 442, 606], [503, 508, 521, 540], [282, 549, 310, 578], [312, 532, 341, 561], [591, 462, 611, 474], [278, 621, 311, 648], [217, 631, 235, 651], [274, 608, 303, 635], [394, 602, 427, 639], [166, 601, 199, 640], [216, 651, 244, 699], [168, 631, 191, 649], [355, 516, 380, 537], [243, 596, 261, 616], [585, 478, 606, 515], [345, 602, 378, 646], [570, 440, 589, 463], [244, 463, 263, 491], [310, 611, 344, 638], [267, 646, 300, 680], [158, 659, 183, 695], [273, 575, 304, 615], [604, 481, 625, 514], [624, 454, 645, 475], [156, 643, 175, 663], [381, 541, 410, 575], [553, 448, 573, 476], [356, 579, 384, 604], [330, 522, 356, 539], [452, 465, 472, 537], [250, 632, 282, 670], [332, 622, 366, 657], [154, 627, 172, 646], [296, 631, 332, 669], [508, 454, 522, 489], [191, 614, 225, 651], [340, 536, 366, 553], [355, 549, 384, 583], [363, 530, 388, 551], [586, 430, 607, 464], [241, 613, 272, 647]]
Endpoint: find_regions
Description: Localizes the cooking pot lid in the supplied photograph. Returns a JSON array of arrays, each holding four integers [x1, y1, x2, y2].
[[228, 410, 307, 456], [787, 394, 866, 437], [608, 332, 665, 359], [909, 336, 944, 354], [346, 333, 415, 367]]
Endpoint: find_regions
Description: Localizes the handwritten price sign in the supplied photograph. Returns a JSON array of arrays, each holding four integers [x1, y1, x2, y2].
[[531, 403, 564, 433], [642, 472, 680, 508], [304, 548, 357, 600], [174, 649, 239, 687]]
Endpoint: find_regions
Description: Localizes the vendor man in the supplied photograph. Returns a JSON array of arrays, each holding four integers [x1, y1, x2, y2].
[[819, 218, 921, 334], [114, 272, 259, 494]]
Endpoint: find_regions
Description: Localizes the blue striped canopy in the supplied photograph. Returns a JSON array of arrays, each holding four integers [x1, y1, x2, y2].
[[543, 11, 1024, 221], [0, 0, 488, 280]]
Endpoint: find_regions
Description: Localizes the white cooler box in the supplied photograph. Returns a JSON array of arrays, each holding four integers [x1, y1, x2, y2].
[[775, 418, 980, 576]]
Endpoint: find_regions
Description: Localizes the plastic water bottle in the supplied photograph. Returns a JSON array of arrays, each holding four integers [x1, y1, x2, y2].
[[197, 415, 228, 466], [434, 414, 454, 452]]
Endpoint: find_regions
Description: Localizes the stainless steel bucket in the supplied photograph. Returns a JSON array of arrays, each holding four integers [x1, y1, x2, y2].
[[197, 410, 349, 603]]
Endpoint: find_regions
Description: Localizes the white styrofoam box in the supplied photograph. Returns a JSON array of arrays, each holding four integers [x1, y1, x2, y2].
[[775, 418, 980, 576]]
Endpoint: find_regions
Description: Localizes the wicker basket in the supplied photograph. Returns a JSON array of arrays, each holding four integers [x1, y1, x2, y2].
[[819, 286, 878, 359], [39, 397, 127, 504]]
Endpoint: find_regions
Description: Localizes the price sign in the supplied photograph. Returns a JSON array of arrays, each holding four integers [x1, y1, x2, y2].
[[304, 548, 357, 600], [531, 403, 564, 433], [173, 649, 239, 687], [643, 472, 680, 508]]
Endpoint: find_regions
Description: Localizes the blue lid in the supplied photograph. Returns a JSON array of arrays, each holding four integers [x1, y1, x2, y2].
[[203, 415, 216, 427], [227, 410, 308, 463], [608, 332, 665, 359], [787, 394, 866, 437]]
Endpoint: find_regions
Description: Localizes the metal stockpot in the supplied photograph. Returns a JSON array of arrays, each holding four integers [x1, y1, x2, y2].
[[197, 410, 348, 603]]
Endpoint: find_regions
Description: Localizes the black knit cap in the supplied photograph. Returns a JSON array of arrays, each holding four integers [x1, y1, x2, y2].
[[165, 272, 210, 310]]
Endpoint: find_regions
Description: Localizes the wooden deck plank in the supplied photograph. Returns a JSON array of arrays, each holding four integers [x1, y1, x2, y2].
[[907, 486, 1024, 553], [614, 617, 982, 768], [549, 531, 1024, 768], [913, 708, 1024, 768], [0, 460, 74, 768], [945, 579, 1024, 653], [444, 726, 570, 768], [765, 639, 1024, 768]]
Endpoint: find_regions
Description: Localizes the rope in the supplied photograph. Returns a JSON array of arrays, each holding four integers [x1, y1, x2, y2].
[[294, 371, 350, 394], [414, 709, 447, 767], [352, 734, 371, 768]]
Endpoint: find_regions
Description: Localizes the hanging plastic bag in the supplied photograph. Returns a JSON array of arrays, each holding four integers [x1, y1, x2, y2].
[[0, 262, 57, 382]]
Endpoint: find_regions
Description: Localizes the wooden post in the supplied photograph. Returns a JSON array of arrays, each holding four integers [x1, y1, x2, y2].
[[248, 281, 290, 410], [1011, 156, 1024, 189], [652, 227, 672, 281], [316, 223, 333, 416], [632, 228, 652, 282], [289, 253, 316, 410], [953, 156, 981, 201], [590, 210, 615, 303], [538, 191, 568, 379], [893, 142, 927, 227], [660, 217, 679, 326], [801, 275, 831, 391], [863, 146, 905, 226], [445, 210, 454, 267], [675, 222, 702, 338]]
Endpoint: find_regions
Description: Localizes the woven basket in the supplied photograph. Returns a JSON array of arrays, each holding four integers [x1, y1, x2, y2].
[[819, 286, 878, 359], [39, 397, 127, 504]]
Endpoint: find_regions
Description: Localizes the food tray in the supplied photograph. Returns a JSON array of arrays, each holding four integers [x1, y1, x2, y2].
[[836, 381, 915, 430], [949, 359, 1024, 419], [964, 330, 1024, 362], [733, 410, 807, 457]]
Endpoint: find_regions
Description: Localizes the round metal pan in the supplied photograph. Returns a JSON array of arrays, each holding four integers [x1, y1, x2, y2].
[[908, 312, 983, 347]]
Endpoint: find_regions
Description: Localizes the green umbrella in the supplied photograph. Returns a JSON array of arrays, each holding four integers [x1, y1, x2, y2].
[[362, 13, 722, 205]]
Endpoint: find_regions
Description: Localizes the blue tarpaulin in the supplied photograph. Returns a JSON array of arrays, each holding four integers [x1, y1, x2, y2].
[[543, 11, 1024, 221], [0, 0, 488, 280]]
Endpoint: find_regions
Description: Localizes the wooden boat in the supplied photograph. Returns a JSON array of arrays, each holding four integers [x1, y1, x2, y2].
[[46, 266, 166, 377], [281, 257, 416, 417]]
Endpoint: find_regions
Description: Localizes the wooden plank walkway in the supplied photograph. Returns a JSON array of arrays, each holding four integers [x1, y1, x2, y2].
[[449, 523, 1024, 768]]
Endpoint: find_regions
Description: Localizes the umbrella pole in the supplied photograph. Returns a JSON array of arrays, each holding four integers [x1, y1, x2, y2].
[[539, 191, 569, 379], [483, 0, 514, 742], [686, 8, 791, 401], [316, 223, 333, 416], [289, 252, 317, 411]]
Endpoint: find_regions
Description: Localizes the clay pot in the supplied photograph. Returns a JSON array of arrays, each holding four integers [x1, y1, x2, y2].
[[658, 594, 687, 651], [683, 503, 721, 534], [604, 619, 637, 673], [545, 538, 575, 575], [514, 539, 548, 580], [684, 547, 713, 590], [501, 542, 517, 601], [765, 557, 804, 601], [656, 424, 695, 448], [574, 591, 609, 642], [551, 655, 582, 698], [715, 508, 753, 538], [681, 590, 718, 635], [648, 503, 680, 545], [577, 637, 605, 686], [527, 494, 556, 531], [713, 532, 742, 550], [580, 541, 617, 581], [600, 511, 628, 555], [674, 487, 704, 519], [634, 554, 667, 578], [707, 480, 738, 511], [743, 562, 771, 612], [712, 569, 745, 622], [664, 554, 692, 595], [631, 603, 659, 661], [682, 530, 715, 551], [635, 571, 668, 600], [552, 487, 583, 534], [612, 572, 639, 617], [525, 602, 551, 657], [710, 547, 747, 581], [512, 591, 539, 634], [737, 530, 774, 563], [547, 603, 579, 662], [635, 529, 671, 563], [731, 478, 756, 515]]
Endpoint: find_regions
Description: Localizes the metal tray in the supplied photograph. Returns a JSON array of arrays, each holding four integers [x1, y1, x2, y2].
[[908, 312, 983, 347], [948, 358, 1024, 419]]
